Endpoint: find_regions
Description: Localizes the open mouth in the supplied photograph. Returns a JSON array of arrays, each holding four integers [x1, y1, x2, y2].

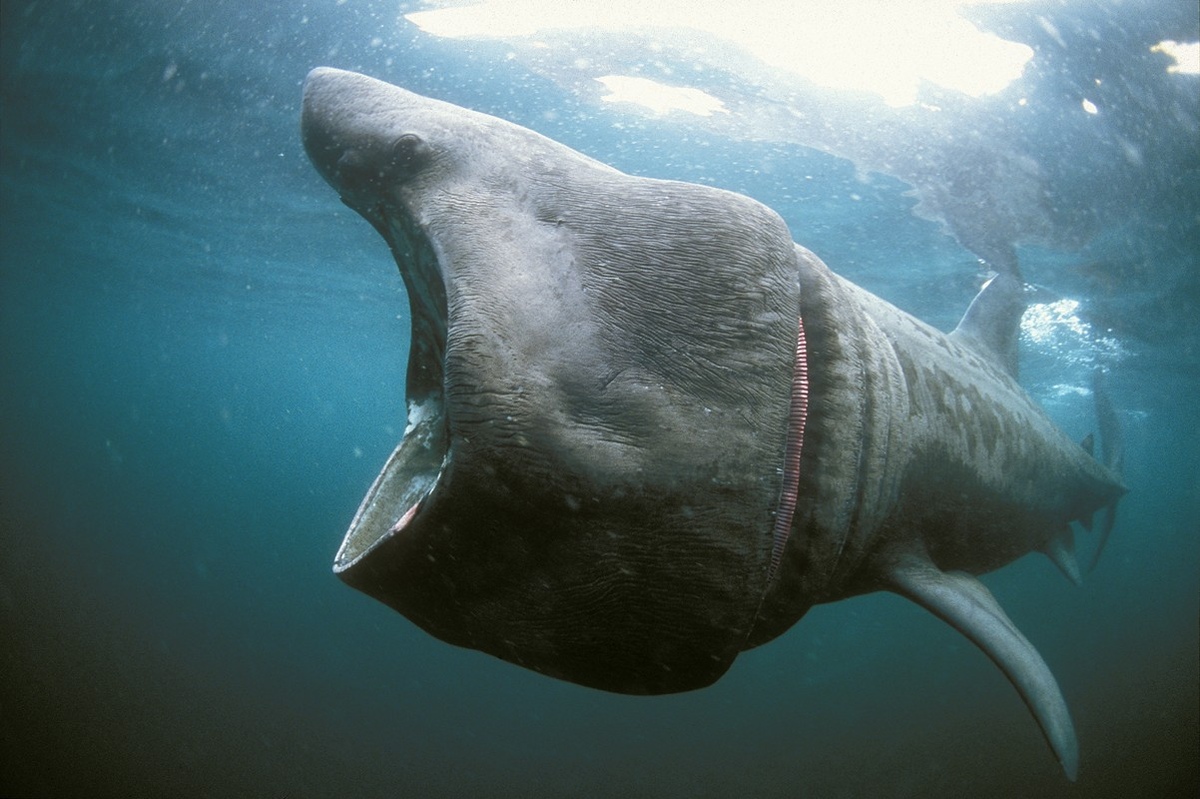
[[332, 209, 449, 573]]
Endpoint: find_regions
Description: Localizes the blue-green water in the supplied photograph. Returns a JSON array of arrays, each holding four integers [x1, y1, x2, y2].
[[2, 2, 1197, 797]]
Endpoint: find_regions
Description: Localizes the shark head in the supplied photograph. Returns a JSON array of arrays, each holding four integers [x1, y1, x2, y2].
[[301, 67, 803, 693]]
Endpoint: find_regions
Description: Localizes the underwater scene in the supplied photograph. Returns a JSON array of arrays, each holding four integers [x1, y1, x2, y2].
[[2, 1, 1197, 797]]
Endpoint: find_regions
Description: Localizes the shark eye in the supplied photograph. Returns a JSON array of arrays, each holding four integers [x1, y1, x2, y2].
[[389, 134, 427, 176]]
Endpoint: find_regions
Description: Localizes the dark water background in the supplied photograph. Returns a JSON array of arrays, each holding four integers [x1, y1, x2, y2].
[[2, 1, 1197, 796]]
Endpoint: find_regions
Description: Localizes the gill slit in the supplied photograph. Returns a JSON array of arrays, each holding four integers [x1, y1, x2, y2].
[[767, 315, 810, 584]]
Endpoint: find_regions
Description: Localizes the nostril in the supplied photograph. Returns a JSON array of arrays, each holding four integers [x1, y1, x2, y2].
[[335, 148, 390, 197], [336, 148, 367, 175]]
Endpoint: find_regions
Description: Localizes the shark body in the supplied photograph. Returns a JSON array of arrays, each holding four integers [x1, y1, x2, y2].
[[301, 67, 1125, 779]]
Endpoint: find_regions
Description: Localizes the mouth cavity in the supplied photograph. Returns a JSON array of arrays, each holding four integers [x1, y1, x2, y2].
[[333, 209, 449, 573]]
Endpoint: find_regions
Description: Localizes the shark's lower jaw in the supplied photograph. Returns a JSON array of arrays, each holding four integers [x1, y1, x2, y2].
[[332, 210, 449, 572]]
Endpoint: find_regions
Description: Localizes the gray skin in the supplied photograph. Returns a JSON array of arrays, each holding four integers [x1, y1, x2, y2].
[[301, 68, 1125, 780]]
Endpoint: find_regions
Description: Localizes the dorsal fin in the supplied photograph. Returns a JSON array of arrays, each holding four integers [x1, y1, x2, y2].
[[879, 548, 1078, 780], [950, 272, 1026, 379], [1080, 433, 1094, 457]]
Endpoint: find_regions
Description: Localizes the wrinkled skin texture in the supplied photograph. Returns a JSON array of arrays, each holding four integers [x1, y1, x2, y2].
[[303, 68, 801, 693], [302, 68, 1125, 777]]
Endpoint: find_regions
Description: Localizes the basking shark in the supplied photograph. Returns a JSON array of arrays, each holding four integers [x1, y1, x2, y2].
[[301, 67, 1125, 779]]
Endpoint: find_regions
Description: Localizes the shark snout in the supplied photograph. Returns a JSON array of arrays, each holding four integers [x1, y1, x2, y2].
[[301, 67, 433, 203], [300, 69, 356, 191]]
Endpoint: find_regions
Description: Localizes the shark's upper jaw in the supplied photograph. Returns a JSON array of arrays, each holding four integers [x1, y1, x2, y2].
[[381, 207, 447, 410]]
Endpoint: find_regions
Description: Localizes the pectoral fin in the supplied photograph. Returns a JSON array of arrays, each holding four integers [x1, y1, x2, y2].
[[1040, 527, 1083, 587], [881, 550, 1079, 780]]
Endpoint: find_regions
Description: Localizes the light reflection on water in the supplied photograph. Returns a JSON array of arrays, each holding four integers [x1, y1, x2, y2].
[[1022, 298, 1126, 367]]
